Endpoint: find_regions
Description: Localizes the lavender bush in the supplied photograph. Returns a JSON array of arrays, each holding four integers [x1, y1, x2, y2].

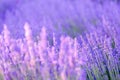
[[0, 0, 120, 38], [0, 18, 119, 80], [0, 0, 120, 80]]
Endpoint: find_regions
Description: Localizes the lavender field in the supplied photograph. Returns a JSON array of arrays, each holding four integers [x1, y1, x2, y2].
[[0, 0, 120, 80]]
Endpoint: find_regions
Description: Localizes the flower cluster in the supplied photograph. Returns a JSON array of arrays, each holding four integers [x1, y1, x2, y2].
[[0, 19, 119, 80], [1, 0, 120, 38], [0, 23, 86, 80]]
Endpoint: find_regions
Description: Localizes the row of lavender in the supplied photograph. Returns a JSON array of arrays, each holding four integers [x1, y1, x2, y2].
[[1, 0, 120, 38], [0, 20, 120, 80]]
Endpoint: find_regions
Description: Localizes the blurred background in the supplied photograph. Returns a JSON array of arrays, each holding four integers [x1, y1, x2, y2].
[[0, 0, 120, 38]]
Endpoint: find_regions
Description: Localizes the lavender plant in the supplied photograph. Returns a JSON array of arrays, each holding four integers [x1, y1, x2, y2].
[[0, 1, 120, 80], [0, 19, 119, 80], [0, 0, 120, 38]]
